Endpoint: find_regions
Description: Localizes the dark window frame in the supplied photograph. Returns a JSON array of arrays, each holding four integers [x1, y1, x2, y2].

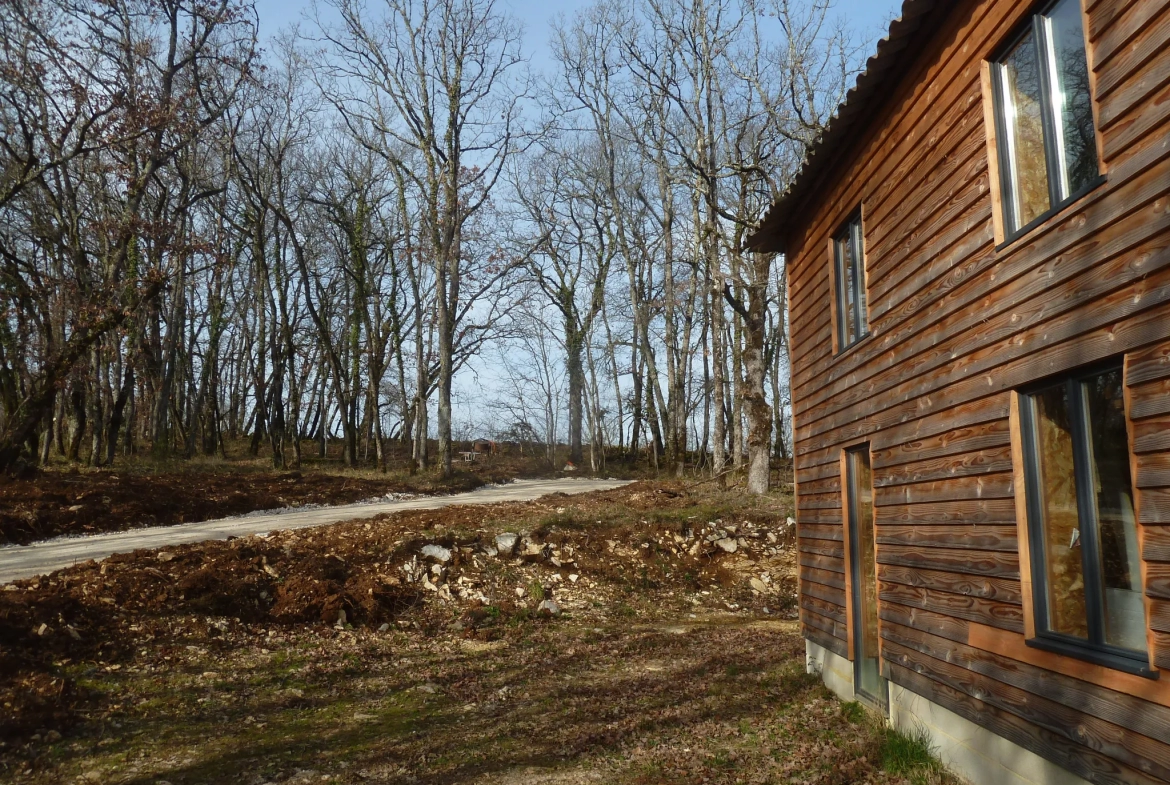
[[832, 210, 869, 353], [990, 0, 1105, 243], [1018, 360, 1156, 678]]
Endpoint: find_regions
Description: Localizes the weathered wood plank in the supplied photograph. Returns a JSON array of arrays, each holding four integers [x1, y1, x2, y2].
[[799, 524, 844, 542], [878, 544, 1020, 579], [802, 580, 846, 609], [1136, 453, 1170, 490], [1127, 340, 1170, 386], [874, 498, 1017, 526], [1135, 418, 1170, 455], [803, 607, 848, 642], [803, 624, 848, 659], [802, 594, 847, 625], [798, 540, 844, 560], [875, 524, 1018, 551], [1143, 561, 1170, 600], [878, 600, 970, 645], [878, 563, 1022, 604], [878, 581, 1024, 632], [799, 552, 845, 575], [1139, 488, 1170, 525], [873, 473, 1015, 507], [800, 565, 845, 591], [873, 446, 1014, 488], [1142, 526, 1170, 563], [870, 418, 1010, 470]]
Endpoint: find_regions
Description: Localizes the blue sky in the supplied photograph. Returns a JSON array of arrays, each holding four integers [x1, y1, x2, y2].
[[252, 0, 905, 69]]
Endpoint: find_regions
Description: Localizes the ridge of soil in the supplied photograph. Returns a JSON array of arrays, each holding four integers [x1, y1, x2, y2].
[[0, 465, 522, 546]]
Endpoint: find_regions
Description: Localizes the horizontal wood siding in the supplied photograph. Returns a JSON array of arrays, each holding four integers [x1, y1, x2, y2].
[[789, 0, 1170, 781]]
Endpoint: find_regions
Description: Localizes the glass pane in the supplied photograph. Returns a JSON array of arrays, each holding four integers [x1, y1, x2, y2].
[[1000, 30, 1051, 231], [837, 235, 856, 345], [849, 449, 882, 702], [851, 220, 868, 337], [1083, 370, 1147, 653], [1033, 383, 1089, 640], [1044, 0, 1098, 198]]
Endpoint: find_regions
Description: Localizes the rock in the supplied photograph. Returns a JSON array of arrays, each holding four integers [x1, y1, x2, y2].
[[515, 587, 526, 598], [378, 623, 390, 632], [495, 533, 520, 554], [524, 541, 543, 556], [156, 551, 176, 563], [568, 574, 579, 583], [766, 532, 778, 544], [483, 545, 499, 558], [421, 544, 452, 563], [750, 577, 768, 593], [336, 609, 347, 627], [714, 538, 738, 553], [786, 517, 796, 526], [423, 579, 439, 592], [45, 730, 61, 743], [538, 599, 561, 616]]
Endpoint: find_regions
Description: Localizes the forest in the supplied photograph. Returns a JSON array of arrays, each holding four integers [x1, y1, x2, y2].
[[0, 0, 859, 492]]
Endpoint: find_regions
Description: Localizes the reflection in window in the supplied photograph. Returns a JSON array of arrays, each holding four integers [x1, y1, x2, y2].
[[833, 213, 868, 350], [993, 0, 1099, 236], [1022, 365, 1148, 666]]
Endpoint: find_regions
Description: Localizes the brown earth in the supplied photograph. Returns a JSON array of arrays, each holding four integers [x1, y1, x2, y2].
[[0, 462, 525, 546], [0, 481, 954, 785], [0, 482, 793, 744]]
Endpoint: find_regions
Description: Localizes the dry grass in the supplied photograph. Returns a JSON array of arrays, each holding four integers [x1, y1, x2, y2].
[[0, 482, 959, 785]]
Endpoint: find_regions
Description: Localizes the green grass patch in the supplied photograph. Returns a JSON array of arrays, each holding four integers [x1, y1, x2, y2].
[[882, 724, 948, 785]]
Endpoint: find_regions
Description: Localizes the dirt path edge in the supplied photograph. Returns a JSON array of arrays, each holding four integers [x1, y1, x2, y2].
[[0, 478, 632, 584]]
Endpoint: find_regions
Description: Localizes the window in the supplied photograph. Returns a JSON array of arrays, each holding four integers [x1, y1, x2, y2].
[[1020, 363, 1151, 674], [991, 0, 1100, 237], [845, 445, 886, 708], [833, 212, 868, 350]]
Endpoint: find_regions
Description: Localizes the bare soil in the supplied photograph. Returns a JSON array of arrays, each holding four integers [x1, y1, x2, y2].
[[0, 459, 532, 546], [0, 482, 954, 785]]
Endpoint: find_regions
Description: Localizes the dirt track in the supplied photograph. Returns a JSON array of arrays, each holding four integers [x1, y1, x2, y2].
[[0, 478, 630, 584]]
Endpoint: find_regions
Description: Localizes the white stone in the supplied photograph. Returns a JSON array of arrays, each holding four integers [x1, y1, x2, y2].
[[421, 544, 452, 563], [495, 533, 520, 554], [714, 538, 738, 553]]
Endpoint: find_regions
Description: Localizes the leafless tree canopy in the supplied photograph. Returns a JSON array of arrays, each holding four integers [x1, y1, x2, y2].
[[0, 0, 861, 489]]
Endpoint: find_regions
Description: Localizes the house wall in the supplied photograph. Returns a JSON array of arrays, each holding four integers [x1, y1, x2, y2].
[[786, 0, 1170, 782]]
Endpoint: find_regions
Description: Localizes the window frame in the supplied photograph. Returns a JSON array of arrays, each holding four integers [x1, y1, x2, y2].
[[1018, 360, 1155, 678], [843, 443, 889, 710], [989, 0, 1105, 243], [831, 210, 869, 353]]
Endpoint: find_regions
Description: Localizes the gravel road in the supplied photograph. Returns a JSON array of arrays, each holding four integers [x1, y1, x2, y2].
[[0, 478, 631, 584]]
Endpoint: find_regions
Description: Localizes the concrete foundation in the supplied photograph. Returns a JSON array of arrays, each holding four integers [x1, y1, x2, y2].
[[804, 638, 1091, 785]]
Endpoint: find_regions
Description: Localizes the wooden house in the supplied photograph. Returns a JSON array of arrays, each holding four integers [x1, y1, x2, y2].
[[746, 0, 1170, 783]]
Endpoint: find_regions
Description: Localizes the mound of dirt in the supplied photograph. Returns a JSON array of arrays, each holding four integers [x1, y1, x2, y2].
[[0, 468, 487, 545], [0, 481, 795, 745]]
